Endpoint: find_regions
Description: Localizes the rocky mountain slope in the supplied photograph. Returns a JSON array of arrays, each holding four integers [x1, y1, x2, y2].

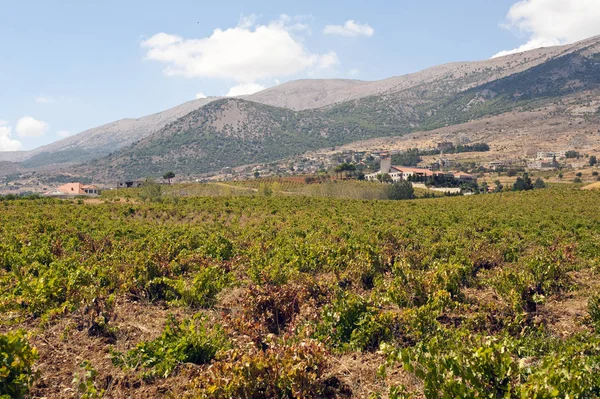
[[4, 35, 600, 176], [82, 36, 600, 179]]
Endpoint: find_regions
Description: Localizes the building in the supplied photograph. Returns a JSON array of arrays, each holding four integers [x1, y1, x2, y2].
[[44, 182, 99, 197], [528, 159, 559, 170], [366, 155, 477, 183], [453, 172, 477, 182], [117, 180, 144, 188], [536, 151, 566, 160], [487, 161, 507, 171], [365, 155, 435, 182]]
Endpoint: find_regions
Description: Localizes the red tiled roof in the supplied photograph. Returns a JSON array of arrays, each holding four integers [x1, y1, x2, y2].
[[390, 166, 434, 176]]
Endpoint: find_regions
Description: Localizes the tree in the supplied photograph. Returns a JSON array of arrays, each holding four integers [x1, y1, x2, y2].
[[163, 171, 175, 184], [494, 180, 503, 193], [386, 180, 414, 200], [513, 173, 533, 191], [576, 172, 583, 178], [380, 173, 393, 184], [534, 178, 546, 189], [138, 179, 162, 202], [590, 156, 597, 166], [254, 171, 260, 179]]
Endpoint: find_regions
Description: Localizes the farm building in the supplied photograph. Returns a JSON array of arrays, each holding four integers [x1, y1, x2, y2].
[[365, 155, 476, 183], [44, 183, 99, 197], [117, 180, 144, 188]]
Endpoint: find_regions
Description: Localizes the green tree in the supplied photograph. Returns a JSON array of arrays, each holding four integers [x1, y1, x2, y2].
[[163, 171, 175, 184], [380, 173, 393, 184], [513, 173, 533, 191], [138, 179, 162, 202], [254, 171, 260, 179], [534, 178, 546, 189], [589, 155, 597, 166], [386, 180, 414, 200], [494, 180, 503, 193]]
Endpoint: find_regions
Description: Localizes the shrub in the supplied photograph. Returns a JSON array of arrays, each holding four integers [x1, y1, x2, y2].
[[72, 360, 104, 399], [533, 178, 546, 189], [175, 265, 230, 309], [589, 294, 600, 331], [315, 291, 371, 350], [520, 335, 600, 397], [189, 340, 339, 399], [138, 180, 162, 202], [0, 330, 38, 399], [111, 315, 228, 379], [241, 283, 319, 334], [573, 177, 583, 183], [386, 334, 518, 398], [386, 181, 414, 200]]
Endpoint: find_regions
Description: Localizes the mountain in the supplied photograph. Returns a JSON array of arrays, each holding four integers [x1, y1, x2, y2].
[[5, 35, 600, 177], [74, 35, 600, 179], [5, 97, 219, 168]]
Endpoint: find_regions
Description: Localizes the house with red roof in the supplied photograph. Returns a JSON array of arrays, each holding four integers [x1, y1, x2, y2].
[[44, 182, 99, 197]]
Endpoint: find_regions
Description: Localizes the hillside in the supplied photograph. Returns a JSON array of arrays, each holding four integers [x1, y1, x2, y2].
[[4, 35, 600, 171], [81, 35, 600, 179]]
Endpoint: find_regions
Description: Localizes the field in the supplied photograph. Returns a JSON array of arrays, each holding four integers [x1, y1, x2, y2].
[[2, 186, 600, 398]]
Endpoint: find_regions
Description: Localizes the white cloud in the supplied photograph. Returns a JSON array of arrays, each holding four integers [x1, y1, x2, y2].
[[493, 0, 600, 57], [141, 16, 336, 83], [238, 13, 259, 29], [348, 68, 361, 77], [324, 20, 374, 37], [226, 83, 266, 97], [195, 92, 208, 99], [57, 130, 72, 138], [15, 116, 49, 138], [35, 95, 55, 104], [0, 121, 22, 152]]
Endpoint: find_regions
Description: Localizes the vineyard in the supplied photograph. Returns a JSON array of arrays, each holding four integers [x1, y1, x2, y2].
[[2, 187, 600, 398]]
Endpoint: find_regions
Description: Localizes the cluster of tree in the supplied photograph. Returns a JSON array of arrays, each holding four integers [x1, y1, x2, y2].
[[390, 144, 491, 167], [391, 149, 422, 167], [304, 175, 331, 184], [332, 163, 366, 180], [421, 143, 491, 156], [386, 180, 414, 200], [512, 173, 546, 191], [565, 151, 580, 159]]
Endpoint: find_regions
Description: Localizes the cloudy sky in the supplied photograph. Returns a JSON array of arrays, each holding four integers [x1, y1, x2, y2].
[[1, 0, 599, 151]]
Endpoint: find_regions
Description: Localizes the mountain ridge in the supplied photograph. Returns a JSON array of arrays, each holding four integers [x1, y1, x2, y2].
[[4, 35, 600, 174]]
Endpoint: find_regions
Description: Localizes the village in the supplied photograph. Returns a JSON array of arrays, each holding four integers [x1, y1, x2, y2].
[[5, 140, 595, 198]]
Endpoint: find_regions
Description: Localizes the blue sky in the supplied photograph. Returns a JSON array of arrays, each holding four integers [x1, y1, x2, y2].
[[1, 0, 599, 151]]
